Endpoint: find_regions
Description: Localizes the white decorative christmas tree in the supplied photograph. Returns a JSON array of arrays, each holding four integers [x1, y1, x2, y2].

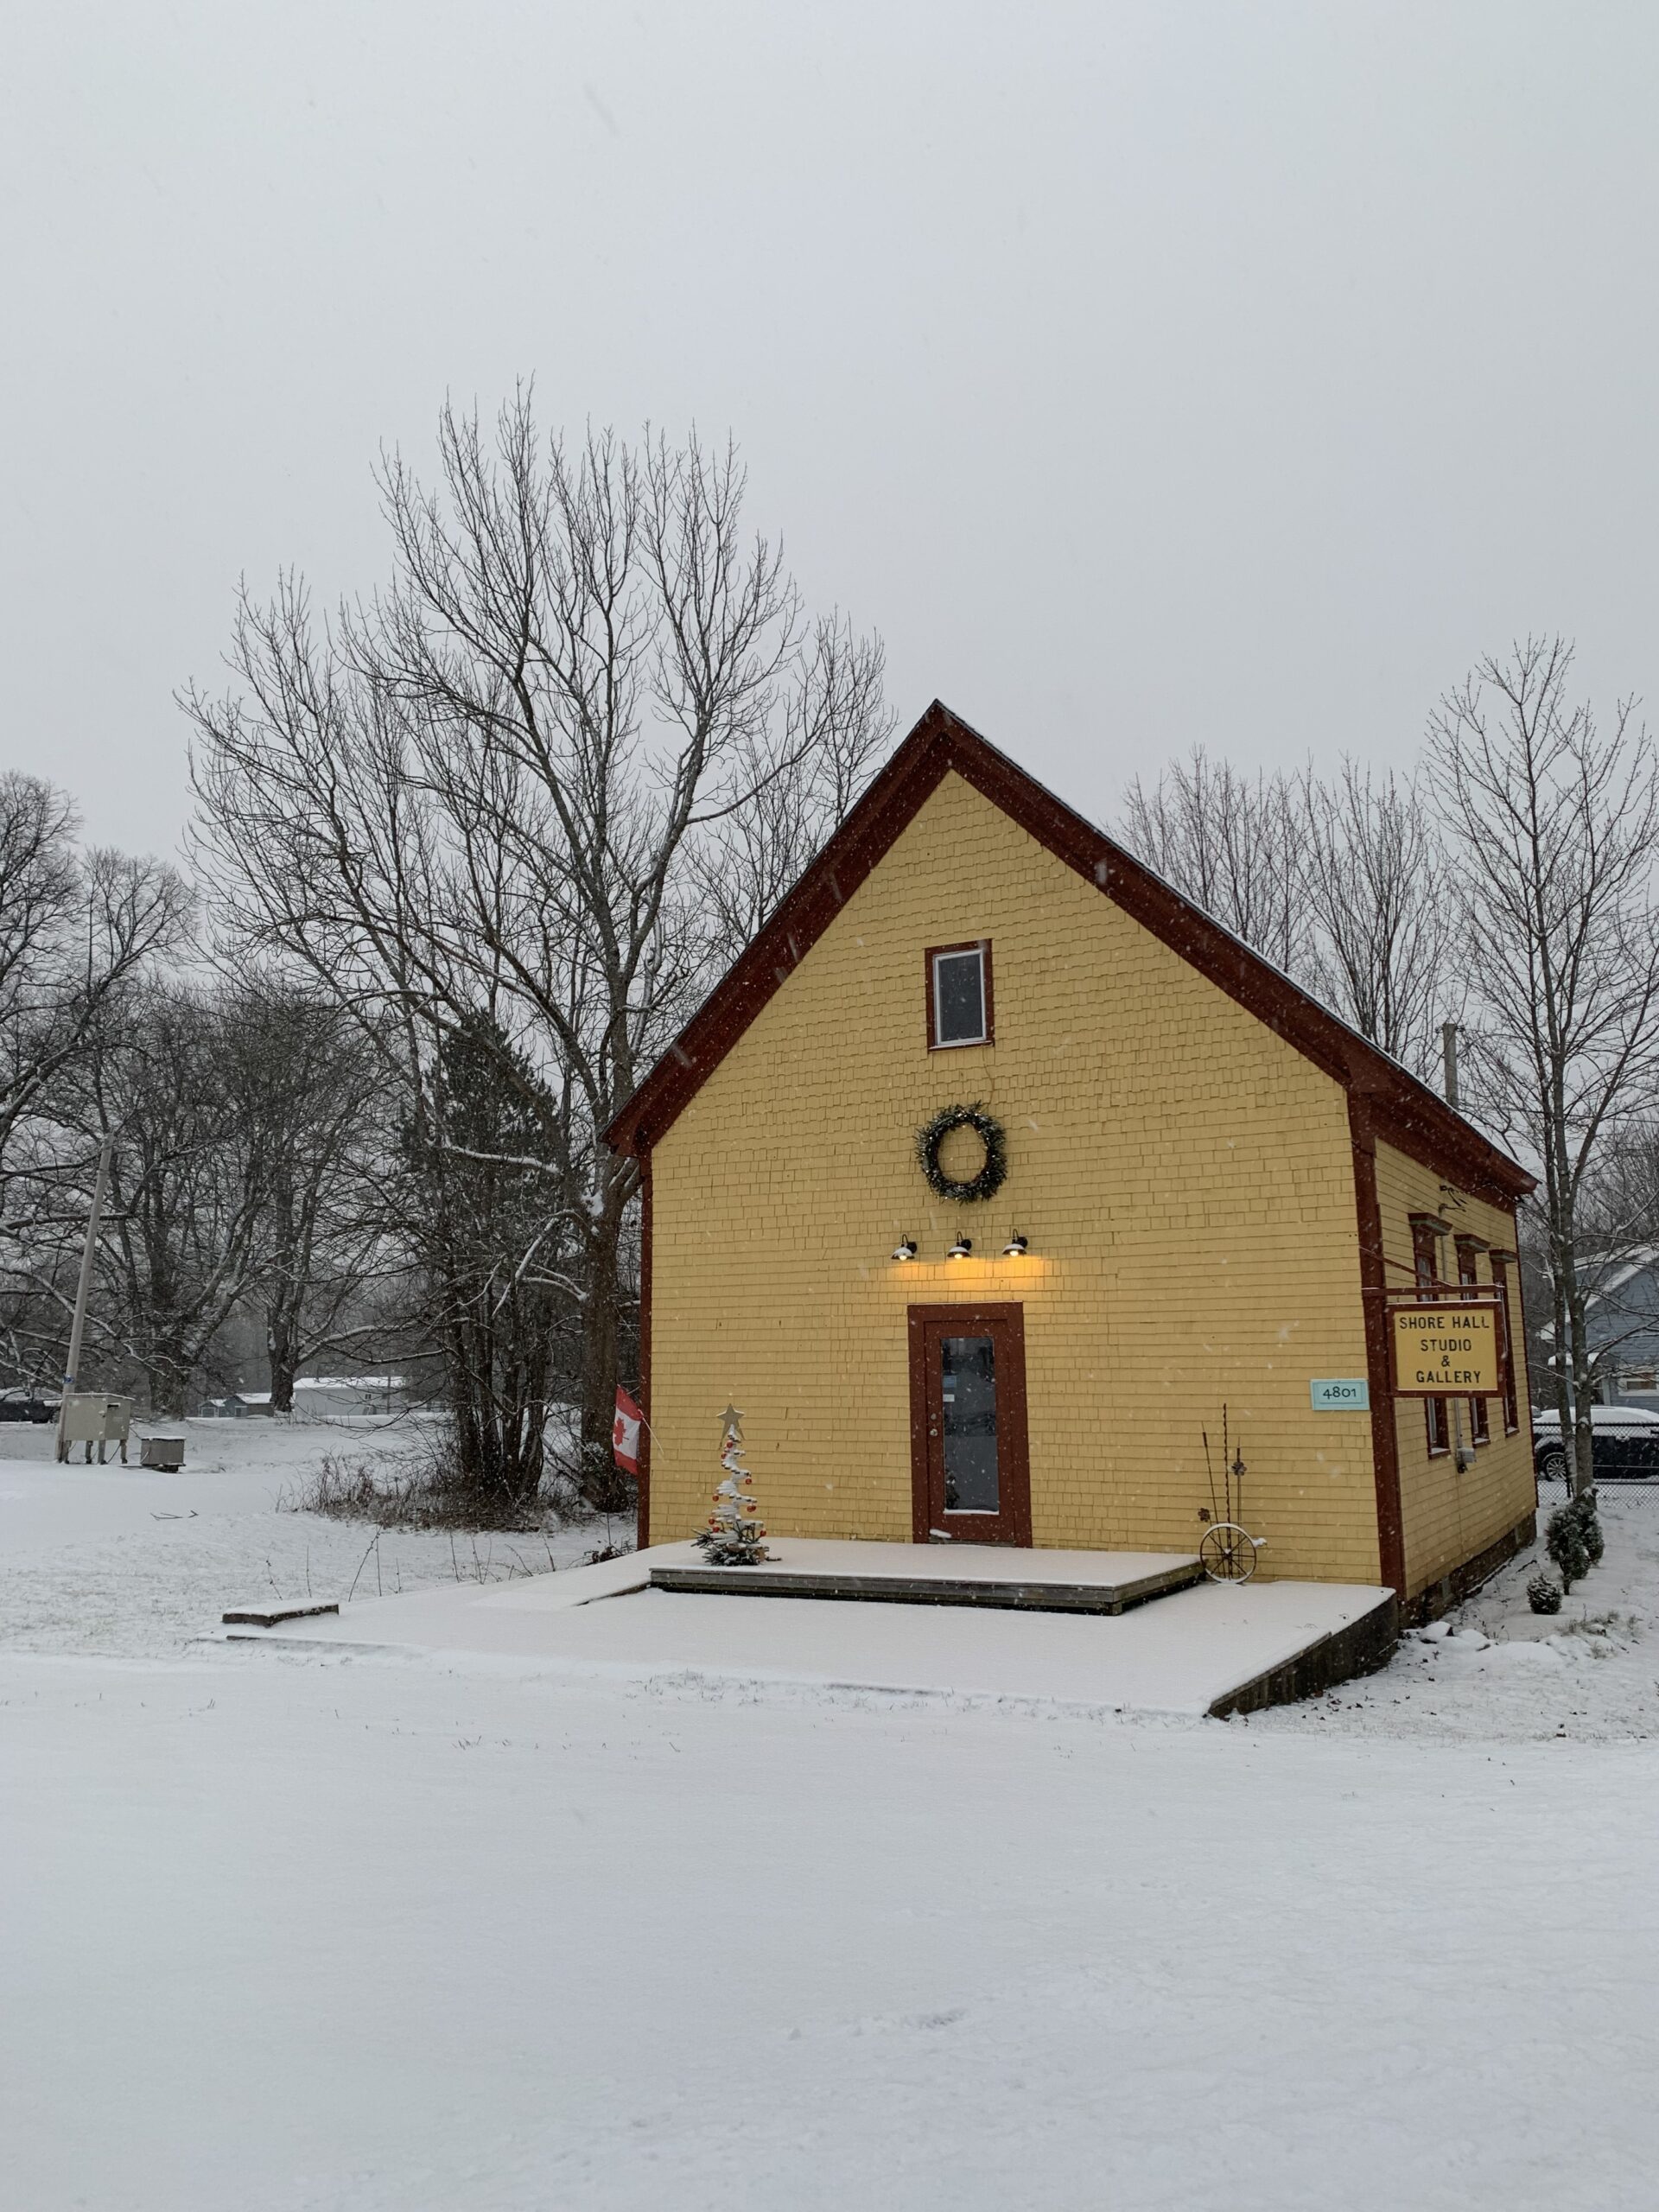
[[696, 1403, 771, 1565]]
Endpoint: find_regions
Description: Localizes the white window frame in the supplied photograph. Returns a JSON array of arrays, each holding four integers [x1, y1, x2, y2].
[[930, 943, 989, 1050]]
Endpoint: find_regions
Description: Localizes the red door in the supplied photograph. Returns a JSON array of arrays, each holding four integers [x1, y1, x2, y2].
[[908, 1304, 1032, 1547]]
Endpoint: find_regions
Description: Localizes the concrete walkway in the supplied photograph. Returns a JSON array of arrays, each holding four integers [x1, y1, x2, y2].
[[227, 1540, 1394, 1718]]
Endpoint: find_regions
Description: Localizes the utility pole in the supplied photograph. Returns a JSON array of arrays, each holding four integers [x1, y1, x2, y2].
[[55, 1133, 112, 1465]]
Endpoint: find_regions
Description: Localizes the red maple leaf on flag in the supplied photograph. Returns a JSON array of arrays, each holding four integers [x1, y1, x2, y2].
[[612, 1387, 644, 1474]]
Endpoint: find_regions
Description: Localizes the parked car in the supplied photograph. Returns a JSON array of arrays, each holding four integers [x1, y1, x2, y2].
[[0, 1389, 58, 1425], [1533, 1403, 1659, 1481]]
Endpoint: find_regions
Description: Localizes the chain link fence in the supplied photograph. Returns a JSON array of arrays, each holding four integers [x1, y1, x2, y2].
[[1532, 1409, 1659, 1503]]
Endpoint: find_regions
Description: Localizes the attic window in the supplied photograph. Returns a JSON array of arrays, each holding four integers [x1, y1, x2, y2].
[[927, 942, 993, 1050]]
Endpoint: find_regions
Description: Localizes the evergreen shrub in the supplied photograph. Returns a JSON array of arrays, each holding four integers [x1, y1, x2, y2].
[[1545, 1503, 1592, 1591], [1567, 1489, 1606, 1566], [1526, 1573, 1564, 1616]]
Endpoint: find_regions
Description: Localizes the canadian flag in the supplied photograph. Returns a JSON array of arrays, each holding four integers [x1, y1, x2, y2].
[[612, 1386, 644, 1475]]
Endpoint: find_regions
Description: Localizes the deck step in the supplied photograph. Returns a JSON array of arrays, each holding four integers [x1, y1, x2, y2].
[[648, 1549, 1201, 1616]]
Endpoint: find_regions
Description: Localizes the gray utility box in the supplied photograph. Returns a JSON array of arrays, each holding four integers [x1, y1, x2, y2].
[[58, 1393, 135, 1462], [140, 1435, 186, 1471]]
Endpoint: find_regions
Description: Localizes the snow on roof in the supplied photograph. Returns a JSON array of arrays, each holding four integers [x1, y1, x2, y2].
[[1586, 1248, 1659, 1307], [1537, 1246, 1659, 1340], [294, 1376, 408, 1391], [1532, 1403, 1659, 1428]]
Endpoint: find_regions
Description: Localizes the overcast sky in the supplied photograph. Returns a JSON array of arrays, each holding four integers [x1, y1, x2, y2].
[[3, 2, 1656, 860]]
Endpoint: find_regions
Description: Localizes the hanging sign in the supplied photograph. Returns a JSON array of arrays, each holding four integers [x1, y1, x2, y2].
[[1389, 1300, 1499, 1396]]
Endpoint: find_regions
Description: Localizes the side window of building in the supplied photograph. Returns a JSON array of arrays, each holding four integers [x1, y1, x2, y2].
[[1456, 1237, 1491, 1443], [1412, 1217, 1451, 1456], [1491, 1251, 1521, 1434], [927, 941, 993, 1050]]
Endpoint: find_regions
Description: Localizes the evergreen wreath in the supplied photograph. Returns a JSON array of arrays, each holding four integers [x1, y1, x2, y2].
[[915, 1103, 1008, 1204]]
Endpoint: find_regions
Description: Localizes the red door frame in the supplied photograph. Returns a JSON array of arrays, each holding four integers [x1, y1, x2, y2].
[[907, 1303, 1033, 1547]]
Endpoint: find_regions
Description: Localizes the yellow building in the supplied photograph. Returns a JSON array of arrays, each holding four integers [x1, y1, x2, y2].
[[607, 705, 1536, 1619]]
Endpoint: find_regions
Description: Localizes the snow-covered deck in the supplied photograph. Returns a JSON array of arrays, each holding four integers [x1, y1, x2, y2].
[[650, 1536, 1202, 1611], [227, 1539, 1395, 1717]]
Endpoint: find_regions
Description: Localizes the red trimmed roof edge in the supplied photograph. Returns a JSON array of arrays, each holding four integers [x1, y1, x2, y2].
[[604, 701, 1535, 1205]]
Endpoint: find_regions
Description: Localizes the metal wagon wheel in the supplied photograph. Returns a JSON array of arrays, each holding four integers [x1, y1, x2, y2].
[[1199, 1522, 1262, 1584]]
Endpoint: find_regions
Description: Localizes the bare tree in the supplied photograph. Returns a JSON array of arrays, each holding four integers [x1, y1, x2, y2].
[[1122, 749, 1455, 1081], [1119, 748, 1307, 976], [1295, 760, 1450, 1077], [73, 986, 269, 1414], [187, 395, 891, 1500], [1576, 1122, 1659, 1262], [1426, 637, 1659, 1494], [0, 772, 188, 1193], [222, 976, 392, 1414], [692, 613, 893, 955]]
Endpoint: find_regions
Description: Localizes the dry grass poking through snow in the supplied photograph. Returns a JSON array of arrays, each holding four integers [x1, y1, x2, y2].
[[284, 1416, 595, 1533], [286, 1446, 545, 1532]]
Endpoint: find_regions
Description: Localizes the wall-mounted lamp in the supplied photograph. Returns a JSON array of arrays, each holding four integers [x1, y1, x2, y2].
[[947, 1234, 974, 1260], [891, 1236, 918, 1262], [1001, 1234, 1029, 1257]]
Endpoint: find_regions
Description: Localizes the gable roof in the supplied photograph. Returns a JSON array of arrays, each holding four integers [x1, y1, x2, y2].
[[605, 702, 1535, 1205], [1537, 1247, 1659, 1340]]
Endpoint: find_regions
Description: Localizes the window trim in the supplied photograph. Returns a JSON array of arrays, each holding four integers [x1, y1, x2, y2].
[[1456, 1236, 1491, 1445], [925, 939, 995, 1052], [1412, 1217, 1452, 1458], [1490, 1250, 1521, 1435]]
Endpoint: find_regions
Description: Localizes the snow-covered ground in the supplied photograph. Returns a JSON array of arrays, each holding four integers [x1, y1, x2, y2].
[[0, 1419, 625, 1657], [1262, 1484, 1659, 1745], [3, 1427, 1658, 2209]]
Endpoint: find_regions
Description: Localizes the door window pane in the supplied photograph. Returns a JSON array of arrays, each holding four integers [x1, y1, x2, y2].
[[941, 1334, 999, 1511], [933, 949, 986, 1046]]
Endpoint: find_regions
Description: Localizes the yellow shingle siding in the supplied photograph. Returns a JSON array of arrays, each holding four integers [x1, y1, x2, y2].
[[649, 770, 1388, 1583], [1372, 1140, 1535, 1601]]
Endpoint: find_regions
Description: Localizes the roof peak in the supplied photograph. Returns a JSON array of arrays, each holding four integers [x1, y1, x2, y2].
[[605, 702, 1533, 1205]]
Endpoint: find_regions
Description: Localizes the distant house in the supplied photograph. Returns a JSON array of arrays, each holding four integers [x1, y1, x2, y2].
[[291, 1376, 410, 1418], [1554, 1251, 1659, 1406], [200, 1377, 411, 1419], [201, 1392, 267, 1419]]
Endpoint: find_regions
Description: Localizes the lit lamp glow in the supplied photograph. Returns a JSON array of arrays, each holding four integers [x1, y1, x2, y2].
[[891, 1236, 918, 1262], [1001, 1234, 1029, 1257], [947, 1234, 974, 1260]]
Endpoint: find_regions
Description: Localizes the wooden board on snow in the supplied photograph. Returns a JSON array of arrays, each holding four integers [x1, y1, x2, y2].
[[222, 1600, 340, 1628]]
